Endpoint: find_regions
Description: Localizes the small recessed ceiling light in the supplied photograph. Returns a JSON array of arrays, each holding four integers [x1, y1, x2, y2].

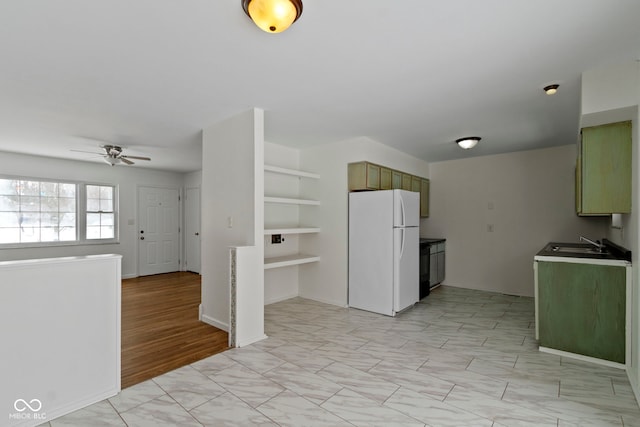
[[456, 137, 481, 150], [543, 84, 559, 95]]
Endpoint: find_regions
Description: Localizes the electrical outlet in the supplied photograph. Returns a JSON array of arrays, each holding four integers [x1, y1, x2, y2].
[[271, 234, 282, 244]]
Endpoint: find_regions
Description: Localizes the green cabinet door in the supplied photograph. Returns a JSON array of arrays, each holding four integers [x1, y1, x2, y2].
[[578, 121, 632, 215], [348, 162, 381, 191], [537, 261, 626, 363], [391, 170, 402, 189], [380, 167, 392, 190], [420, 179, 430, 217]]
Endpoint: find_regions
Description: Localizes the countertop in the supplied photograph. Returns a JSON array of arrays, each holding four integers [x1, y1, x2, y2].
[[420, 238, 446, 244], [535, 239, 631, 266]]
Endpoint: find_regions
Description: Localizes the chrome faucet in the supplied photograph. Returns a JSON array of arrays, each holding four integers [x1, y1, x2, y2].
[[579, 236, 605, 252]]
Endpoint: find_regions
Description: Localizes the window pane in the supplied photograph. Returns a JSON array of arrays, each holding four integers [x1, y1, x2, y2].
[[19, 196, 39, 212], [100, 226, 114, 239], [19, 181, 40, 196], [86, 185, 100, 198], [59, 183, 76, 197], [101, 213, 114, 226], [59, 227, 76, 241], [20, 226, 39, 242], [87, 198, 100, 212], [40, 227, 58, 242], [41, 197, 59, 212], [60, 213, 75, 227], [0, 212, 20, 227], [100, 186, 113, 200], [40, 182, 58, 197], [40, 213, 59, 228], [20, 212, 40, 227], [86, 213, 101, 226], [0, 195, 19, 210], [0, 228, 19, 243], [100, 199, 113, 211], [86, 226, 101, 239], [59, 197, 76, 213], [0, 179, 19, 196]]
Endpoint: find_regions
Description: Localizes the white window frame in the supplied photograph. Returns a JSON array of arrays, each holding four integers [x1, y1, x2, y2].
[[0, 175, 119, 248]]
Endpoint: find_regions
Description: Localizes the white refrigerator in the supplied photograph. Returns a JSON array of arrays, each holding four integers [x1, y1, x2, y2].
[[348, 189, 420, 316]]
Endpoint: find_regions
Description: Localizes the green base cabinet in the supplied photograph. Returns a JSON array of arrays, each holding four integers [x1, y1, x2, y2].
[[536, 260, 627, 364]]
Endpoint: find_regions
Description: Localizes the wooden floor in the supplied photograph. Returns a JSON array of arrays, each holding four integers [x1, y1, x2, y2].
[[121, 272, 229, 389]]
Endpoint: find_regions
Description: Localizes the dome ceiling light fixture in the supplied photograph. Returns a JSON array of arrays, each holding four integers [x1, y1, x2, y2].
[[456, 137, 481, 150], [242, 0, 303, 33], [543, 84, 559, 95]]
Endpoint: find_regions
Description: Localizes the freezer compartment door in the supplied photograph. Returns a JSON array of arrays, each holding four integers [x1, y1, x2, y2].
[[393, 190, 420, 227], [394, 226, 419, 313]]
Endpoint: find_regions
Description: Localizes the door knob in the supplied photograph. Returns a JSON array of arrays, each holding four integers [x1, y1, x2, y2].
[[195, 232, 199, 236], [140, 236, 145, 240], [140, 230, 144, 234]]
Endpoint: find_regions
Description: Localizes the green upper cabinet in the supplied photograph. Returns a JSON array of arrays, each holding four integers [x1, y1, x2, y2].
[[577, 121, 632, 215], [348, 162, 380, 191], [380, 167, 392, 190], [420, 179, 430, 218], [348, 162, 429, 217]]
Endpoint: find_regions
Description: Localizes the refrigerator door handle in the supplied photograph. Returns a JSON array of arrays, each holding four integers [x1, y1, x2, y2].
[[400, 193, 406, 227], [399, 227, 405, 259]]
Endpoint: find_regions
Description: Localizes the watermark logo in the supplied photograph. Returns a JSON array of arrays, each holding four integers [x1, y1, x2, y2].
[[9, 398, 46, 421]]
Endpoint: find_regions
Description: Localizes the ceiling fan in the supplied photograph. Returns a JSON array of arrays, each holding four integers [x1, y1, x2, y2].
[[72, 145, 151, 166]]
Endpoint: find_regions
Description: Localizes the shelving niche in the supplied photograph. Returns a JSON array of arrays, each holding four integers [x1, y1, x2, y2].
[[264, 163, 320, 271]]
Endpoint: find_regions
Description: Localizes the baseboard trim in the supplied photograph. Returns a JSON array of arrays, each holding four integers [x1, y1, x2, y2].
[[202, 314, 229, 332], [264, 293, 299, 305], [629, 369, 640, 409], [539, 346, 626, 370], [298, 294, 348, 308], [121, 273, 137, 279], [29, 386, 119, 427], [235, 334, 268, 348]]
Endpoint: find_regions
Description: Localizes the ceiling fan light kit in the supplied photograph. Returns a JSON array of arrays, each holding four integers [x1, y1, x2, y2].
[[543, 84, 559, 95], [71, 144, 151, 166], [456, 137, 481, 150], [242, 0, 303, 33]]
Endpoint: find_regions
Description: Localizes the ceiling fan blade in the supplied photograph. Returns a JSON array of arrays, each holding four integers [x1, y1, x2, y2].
[[71, 149, 104, 155], [122, 155, 151, 161], [120, 157, 135, 165]]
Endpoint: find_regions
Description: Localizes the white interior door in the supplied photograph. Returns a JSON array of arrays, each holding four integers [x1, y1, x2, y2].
[[138, 186, 180, 276], [184, 187, 201, 274]]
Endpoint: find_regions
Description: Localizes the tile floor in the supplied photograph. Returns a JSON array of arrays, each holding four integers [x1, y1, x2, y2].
[[40, 286, 640, 426]]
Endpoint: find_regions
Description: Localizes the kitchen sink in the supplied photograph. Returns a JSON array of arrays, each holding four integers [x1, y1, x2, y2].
[[549, 245, 608, 255]]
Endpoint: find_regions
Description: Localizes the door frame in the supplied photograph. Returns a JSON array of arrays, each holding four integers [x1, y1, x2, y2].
[[184, 186, 201, 274]]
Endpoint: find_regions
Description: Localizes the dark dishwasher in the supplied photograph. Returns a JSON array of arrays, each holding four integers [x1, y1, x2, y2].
[[419, 238, 446, 299]]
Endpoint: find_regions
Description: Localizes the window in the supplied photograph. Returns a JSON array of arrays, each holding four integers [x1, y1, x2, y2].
[[0, 177, 117, 246], [86, 185, 115, 239]]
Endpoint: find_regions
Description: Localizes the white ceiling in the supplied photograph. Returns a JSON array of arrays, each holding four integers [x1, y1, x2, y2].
[[1, 1, 639, 172]]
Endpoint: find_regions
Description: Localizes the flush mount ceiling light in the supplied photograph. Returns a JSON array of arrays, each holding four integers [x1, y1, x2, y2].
[[242, 0, 303, 33], [456, 137, 481, 150], [543, 84, 559, 95]]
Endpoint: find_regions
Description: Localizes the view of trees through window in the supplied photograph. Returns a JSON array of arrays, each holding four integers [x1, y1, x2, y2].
[[0, 178, 116, 245]]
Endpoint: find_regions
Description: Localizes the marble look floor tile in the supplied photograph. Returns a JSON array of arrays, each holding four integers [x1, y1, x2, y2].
[[321, 388, 424, 427], [367, 360, 454, 400], [224, 346, 286, 374], [118, 395, 200, 427], [312, 342, 382, 371], [190, 352, 237, 376], [444, 384, 558, 427], [418, 362, 508, 399], [257, 390, 352, 426], [317, 362, 399, 404], [189, 392, 277, 427], [384, 386, 493, 427], [49, 400, 126, 427], [207, 363, 285, 408], [108, 379, 166, 413], [152, 364, 225, 410], [266, 343, 335, 373], [263, 362, 342, 405], [502, 382, 623, 426], [359, 341, 428, 371]]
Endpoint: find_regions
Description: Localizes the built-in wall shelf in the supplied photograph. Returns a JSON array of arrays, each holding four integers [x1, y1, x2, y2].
[[264, 196, 320, 206], [264, 165, 320, 180], [264, 227, 320, 235], [264, 254, 320, 270]]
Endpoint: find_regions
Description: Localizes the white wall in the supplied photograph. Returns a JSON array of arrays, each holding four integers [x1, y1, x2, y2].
[[424, 145, 608, 297], [582, 61, 640, 399], [0, 151, 184, 278], [201, 109, 264, 332], [299, 136, 430, 307]]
